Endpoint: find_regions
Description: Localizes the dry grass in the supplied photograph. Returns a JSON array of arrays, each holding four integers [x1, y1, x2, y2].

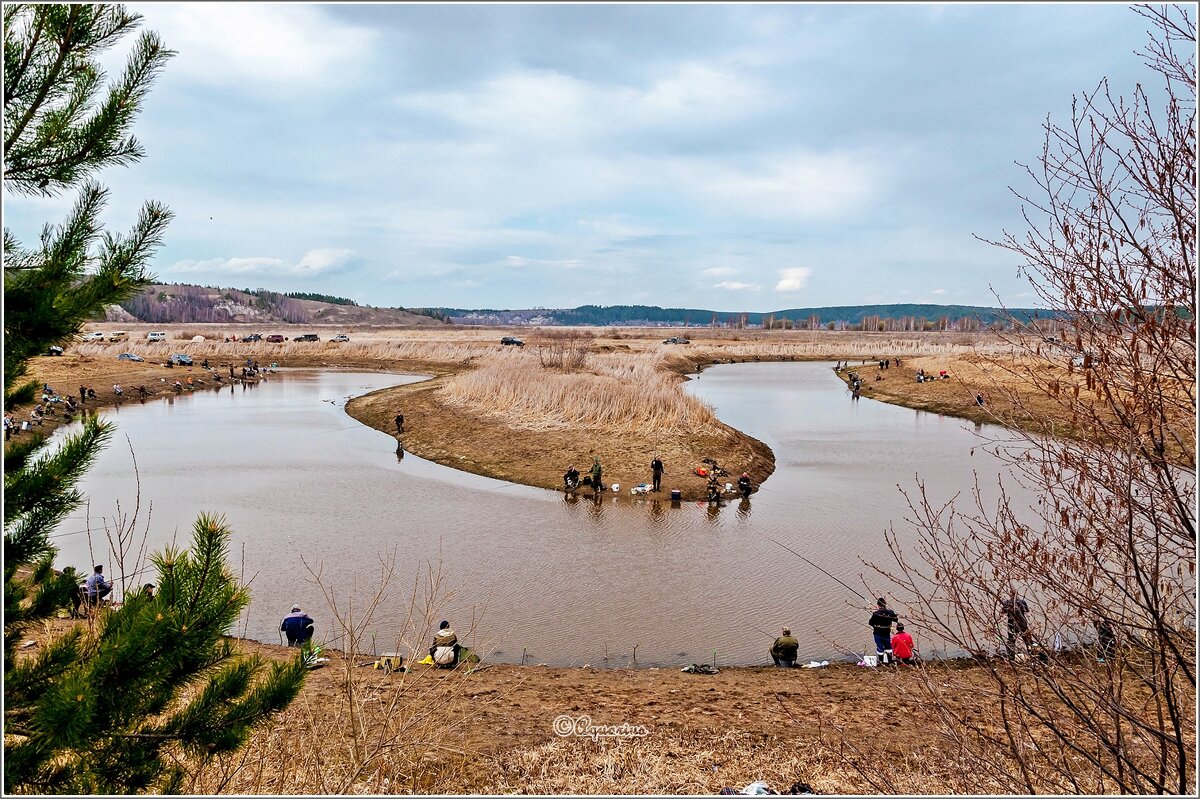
[[438, 352, 722, 434]]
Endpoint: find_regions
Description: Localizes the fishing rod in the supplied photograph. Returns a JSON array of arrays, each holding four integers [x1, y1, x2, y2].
[[762, 534, 867, 600]]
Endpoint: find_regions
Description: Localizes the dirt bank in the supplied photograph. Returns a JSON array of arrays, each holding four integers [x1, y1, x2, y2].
[[15, 616, 1012, 795]]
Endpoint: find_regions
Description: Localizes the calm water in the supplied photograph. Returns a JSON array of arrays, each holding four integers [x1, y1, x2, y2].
[[52, 363, 1032, 666]]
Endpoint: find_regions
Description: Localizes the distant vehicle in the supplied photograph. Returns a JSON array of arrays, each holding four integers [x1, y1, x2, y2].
[[1071, 354, 1093, 368], [79, 331, 105, 342], [241, 333, 263, 343], [146, 331, 168, 342], [107, 331, 129, 342], [500, 336, 524, 346], [663, 336, 690, 344], [331, 334, 350, 342], [293, 333, 320, 342], [265, 334, 285, 343], [47, 346, 64, 356], [168, 353, 193, 366], [117, 353, 145, 362]]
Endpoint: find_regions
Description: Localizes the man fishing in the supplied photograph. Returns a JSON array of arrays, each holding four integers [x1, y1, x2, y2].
[[869, 597, 899, 664]]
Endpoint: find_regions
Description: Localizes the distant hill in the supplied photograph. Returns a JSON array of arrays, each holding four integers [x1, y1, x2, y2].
[[101, 286, 1065, 331], [104, 284, 448, 326]]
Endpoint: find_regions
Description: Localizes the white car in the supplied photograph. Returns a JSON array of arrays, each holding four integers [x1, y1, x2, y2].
[[79, 331, 105, 342], [332, 334, 350, 342], [147, 331, 167, 341]]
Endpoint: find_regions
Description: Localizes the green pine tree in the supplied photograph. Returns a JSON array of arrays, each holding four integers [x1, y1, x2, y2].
[[4, 5, 306, 792]]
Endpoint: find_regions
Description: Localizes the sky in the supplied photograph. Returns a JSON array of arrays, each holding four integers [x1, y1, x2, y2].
[[2, 2, 1163, 312]]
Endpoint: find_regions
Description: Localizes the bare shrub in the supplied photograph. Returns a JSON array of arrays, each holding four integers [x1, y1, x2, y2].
[[866, 8, 1196, 794], [533, 328, 594, 371]]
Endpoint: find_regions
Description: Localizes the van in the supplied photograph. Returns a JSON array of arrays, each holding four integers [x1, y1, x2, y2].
[[147, 331, 167, 342], [107, 331, 129, 343]]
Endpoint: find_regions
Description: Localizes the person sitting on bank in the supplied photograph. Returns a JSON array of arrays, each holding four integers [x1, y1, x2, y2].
[[738, 472, 752, 499], [770, 627, 799, 667], [280, 604, 315, 647], [84, 564, 113, 606], [429, 620, 461, 667], [563, 465, 580, 490], [891, 623, 916, 665]]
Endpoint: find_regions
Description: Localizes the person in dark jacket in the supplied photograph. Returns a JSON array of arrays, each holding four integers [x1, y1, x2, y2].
[[394, 413, 405, 434], [737, 472, 752, 499], [650, 455, 665, 492], [770, 627, 799, 667], [869, 597, 899, 664], [280, 605, 315, 647], [563, 465, 580, 490], [1001, 594, 1034, 657]]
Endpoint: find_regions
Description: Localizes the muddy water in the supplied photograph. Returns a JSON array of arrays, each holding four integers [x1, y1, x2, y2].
[[52, 363, 1034, 666]]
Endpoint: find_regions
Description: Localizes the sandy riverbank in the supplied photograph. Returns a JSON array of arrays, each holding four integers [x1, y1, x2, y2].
[[15, 615, 1024, 795]]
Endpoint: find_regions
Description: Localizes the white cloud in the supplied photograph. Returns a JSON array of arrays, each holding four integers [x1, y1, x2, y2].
[[715, 281, 761, 291], [701, 267, 737, 277], [503, 255, 583, 270], [170, 249, 355, 277], [931, 288, 946, 295], [775, 267, 812, 292], [136, 3, 377, 90]]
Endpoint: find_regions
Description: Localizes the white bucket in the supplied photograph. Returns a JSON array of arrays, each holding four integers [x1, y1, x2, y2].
[[863, 655, 878, 667]]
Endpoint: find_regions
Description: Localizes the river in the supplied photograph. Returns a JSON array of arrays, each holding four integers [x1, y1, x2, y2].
[[52, 362, 1032, 666]]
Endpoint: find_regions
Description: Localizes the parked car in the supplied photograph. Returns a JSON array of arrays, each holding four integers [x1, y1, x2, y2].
[[663, 336, 690, 344], [1071, 354, 1093, 368], [168, 353, 193, 366], [107, 331, 129, 342], [146, 331, 168, 342], [332, 334, 350, 342], [265, 334, 285, 343], [117, 352, 145, 362], [47, 346, 64, 356], [500, 336, 524, 346], [293, 333, 320, 342], [79, 331, 105, 342], [241, 333, 263, 343]]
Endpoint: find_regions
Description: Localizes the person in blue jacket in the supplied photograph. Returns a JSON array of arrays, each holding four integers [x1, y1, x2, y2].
[[280, 604, 315, 647]]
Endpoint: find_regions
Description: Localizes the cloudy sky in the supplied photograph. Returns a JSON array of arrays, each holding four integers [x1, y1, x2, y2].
[[3, 2, 1157, 311]]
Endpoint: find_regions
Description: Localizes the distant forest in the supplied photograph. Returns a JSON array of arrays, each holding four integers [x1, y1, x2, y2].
[[114, 283, 1068, 330], [433, 303, 1066, 330]]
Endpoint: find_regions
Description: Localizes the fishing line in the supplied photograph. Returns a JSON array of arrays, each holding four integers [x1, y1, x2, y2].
[[760, 533, 867, 600]]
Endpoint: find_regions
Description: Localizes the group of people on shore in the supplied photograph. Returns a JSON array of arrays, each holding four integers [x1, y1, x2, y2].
[[562, 455, 754, 503]]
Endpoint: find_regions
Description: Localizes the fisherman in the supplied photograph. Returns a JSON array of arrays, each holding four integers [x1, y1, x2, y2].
[[280, 605, 315, 647], [1095, 616, 1117, 663], [394, 412, 405, 434], [1001, 594, 1034, 657], [891, 623, 916, 665], [706, 474, 723, 503], [429, 620, 461, 667], [738, 472, 752, 499], [563, 464, 580, 490], [650, 455, 665, 492], [84, 564, 113, 606], [869, 597, 899, 664], [975, 392, 986, 406], [590, 457, 604, 493], [770, 627, 799, 668]]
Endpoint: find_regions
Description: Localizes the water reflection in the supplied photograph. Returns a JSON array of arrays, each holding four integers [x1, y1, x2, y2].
[[52, 363, 1038, 667]]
